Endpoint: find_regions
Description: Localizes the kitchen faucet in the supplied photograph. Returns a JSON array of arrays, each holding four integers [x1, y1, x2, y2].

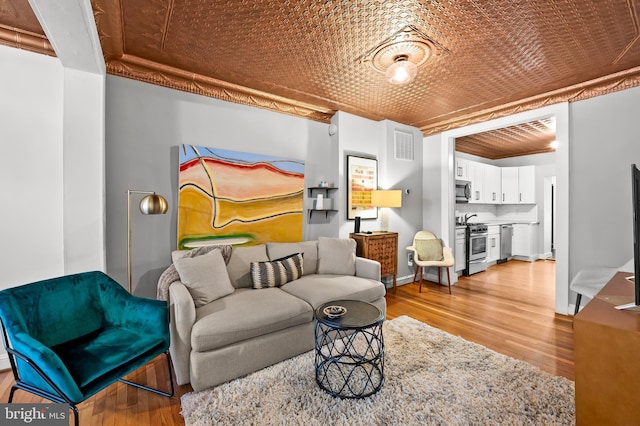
[[464, 213, 477, 224]]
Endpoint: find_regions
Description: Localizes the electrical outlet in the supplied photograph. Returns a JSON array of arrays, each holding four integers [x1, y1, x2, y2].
[[408, 252, 414, 267]]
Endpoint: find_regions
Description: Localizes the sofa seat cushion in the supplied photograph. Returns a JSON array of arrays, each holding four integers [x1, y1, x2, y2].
[[191, 288, 313, 352], [280, 275, 385, 309], [52, 324, 167, 392]]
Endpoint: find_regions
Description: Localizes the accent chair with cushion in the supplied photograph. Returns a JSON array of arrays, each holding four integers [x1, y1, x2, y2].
[[406, 230, 455, 294], [0, 271, 174, 426]]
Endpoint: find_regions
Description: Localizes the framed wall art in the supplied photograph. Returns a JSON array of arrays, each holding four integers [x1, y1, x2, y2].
[[178, 144, 304, 248], [346, 155, 377, 220]]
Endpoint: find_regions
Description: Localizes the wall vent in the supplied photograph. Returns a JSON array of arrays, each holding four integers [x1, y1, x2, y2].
[[394, 130, 414, 161]]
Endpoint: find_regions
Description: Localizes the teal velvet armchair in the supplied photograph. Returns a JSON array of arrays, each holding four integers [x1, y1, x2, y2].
[[0, 271, 174, 426]]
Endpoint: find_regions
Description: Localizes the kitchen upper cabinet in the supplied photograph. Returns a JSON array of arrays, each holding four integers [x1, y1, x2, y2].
[[483, 164, 501, 204], [501, 165, 535, 204], [455, 157, 535, 205], [501, 167, 519, 203], [455, 158, 469, 181], [518, 165, 535, 203], [469, 161, 484, 204]]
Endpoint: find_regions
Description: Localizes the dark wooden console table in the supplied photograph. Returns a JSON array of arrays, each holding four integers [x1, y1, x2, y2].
[[574, 271, 640, 425]]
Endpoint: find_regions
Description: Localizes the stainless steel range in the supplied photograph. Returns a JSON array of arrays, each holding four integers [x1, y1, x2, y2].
[[466, 223, 488, 275]]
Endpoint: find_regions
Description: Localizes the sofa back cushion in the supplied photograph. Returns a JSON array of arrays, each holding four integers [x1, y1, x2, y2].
[[227, 244, 269, 288], [317, 237, 356, 275], [267, 241, 318, 275], [174, 249, 235, 307]]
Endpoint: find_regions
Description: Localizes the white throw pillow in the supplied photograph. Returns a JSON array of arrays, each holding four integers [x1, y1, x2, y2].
[[174, 249, 234, 307], [317, 237, 356, 275]]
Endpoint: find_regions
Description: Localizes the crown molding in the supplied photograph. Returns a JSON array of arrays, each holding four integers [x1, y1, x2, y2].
[[0, 25, 55, 57], [106, 55, 334, 123], [418, 66, 640, 136]]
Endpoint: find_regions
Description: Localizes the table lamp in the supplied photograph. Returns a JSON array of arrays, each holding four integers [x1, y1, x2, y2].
[[371, 190, 402, 232]]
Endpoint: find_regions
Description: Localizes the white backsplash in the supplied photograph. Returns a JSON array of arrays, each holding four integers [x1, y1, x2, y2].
[[455, 203, 538, 223]]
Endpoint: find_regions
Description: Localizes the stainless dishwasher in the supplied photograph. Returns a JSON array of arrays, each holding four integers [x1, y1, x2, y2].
[[498, 224, 512, 263]]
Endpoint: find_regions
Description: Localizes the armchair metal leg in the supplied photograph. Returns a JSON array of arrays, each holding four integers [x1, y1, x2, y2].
[[8, 383, 79, 426], [119, 351, 175, 397]]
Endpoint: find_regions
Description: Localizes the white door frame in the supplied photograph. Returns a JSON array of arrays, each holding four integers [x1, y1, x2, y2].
[[440, 103, 570, 314]]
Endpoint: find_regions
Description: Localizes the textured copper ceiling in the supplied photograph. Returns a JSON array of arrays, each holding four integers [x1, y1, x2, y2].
[[456, 118, 556, 160], [2, 0, 640, 158]]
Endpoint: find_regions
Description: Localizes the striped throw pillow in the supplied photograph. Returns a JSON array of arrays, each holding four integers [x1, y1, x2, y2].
[[250, 253, 304, 289]]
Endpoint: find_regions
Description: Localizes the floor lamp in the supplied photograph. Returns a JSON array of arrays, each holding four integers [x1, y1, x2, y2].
[[127, 190, 168, 294], [371, 190, 402, 232]]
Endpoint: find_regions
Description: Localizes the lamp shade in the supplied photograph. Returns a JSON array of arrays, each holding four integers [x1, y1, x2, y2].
[[139, 193, 168, 215], [371, 190, 402, 208]]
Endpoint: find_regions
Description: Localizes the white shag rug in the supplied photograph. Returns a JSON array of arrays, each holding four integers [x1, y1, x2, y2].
[[181, 315, 574, 425]]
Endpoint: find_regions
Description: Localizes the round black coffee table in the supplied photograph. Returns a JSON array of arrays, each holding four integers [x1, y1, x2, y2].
[[314, 300, 384, 399]]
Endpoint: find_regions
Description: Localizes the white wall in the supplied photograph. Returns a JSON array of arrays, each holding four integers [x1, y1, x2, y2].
[[0, 45, 65, 371], [105, 93, 425, 296], [0, 45, 65, 288], [569, 86, 640, 280], [333, 112, 424, 285], [382, 120, 424, 280], [63, 68, 106, 273], [105, 76, 331, 297], [335, 111, 384, 237]]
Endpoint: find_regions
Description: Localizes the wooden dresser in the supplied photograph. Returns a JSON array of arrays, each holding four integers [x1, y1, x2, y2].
[[574, 272, 640, 425], [349, 232, 398, 290]]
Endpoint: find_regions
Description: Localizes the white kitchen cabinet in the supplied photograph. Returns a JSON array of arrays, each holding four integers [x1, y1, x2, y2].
[[501, 167, 519, 203], [483, 164, 501, 204], [469, 161, 484, 204], [518, 165, 536, 203], [512, 223, 539, 261], [486, 225, 501, 263], [455, 158, 469, 181], [501, 165, 535, 204], [455, 228, 466, 272]]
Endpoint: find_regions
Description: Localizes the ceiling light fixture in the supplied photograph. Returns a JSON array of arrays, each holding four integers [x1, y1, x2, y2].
[[358, 26, 448, 86], [386, 55, 418, 85]]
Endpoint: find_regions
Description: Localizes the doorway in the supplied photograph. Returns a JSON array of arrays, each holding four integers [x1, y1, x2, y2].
[[441, 103, 570, 314]]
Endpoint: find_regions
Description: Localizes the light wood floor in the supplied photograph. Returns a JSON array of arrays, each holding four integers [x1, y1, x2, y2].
[[0, 259, 572, 425], [387, 259, 574, 381]]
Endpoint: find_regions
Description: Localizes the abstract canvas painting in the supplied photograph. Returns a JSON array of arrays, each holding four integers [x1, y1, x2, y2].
[[178, 145, 304, 248]]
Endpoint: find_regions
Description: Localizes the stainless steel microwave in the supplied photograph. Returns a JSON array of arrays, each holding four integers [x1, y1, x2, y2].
[[456, 180, 471, 203]]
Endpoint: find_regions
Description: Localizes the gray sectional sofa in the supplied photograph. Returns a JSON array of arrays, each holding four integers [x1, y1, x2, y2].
[[165, 237, 387, 391]]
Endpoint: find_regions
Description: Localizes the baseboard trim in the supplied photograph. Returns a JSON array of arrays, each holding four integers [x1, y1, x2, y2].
[[395, 271, 456, 287]]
